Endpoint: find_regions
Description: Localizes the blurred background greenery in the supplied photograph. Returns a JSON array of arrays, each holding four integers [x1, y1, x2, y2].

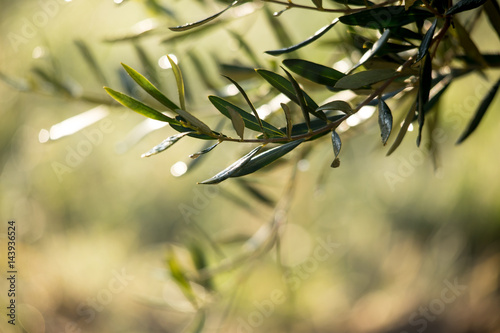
[[1, 0, 500, 332]]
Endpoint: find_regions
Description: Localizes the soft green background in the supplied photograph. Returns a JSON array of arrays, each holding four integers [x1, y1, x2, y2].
[[1, 1, 499, 332]]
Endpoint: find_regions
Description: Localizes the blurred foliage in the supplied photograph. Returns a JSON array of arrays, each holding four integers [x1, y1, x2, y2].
[[1, 0, 500, 332]]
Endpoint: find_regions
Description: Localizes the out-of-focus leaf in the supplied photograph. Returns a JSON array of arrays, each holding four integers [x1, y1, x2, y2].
[[133, 43, 161, 88], [31, 67, 71, 95], [228, 107, 245, 139], [199, 145, 263, 184], [256, 69, 323, 119], [74, 39, 108, 85], [167, 55, 186, 110], [231, 140, 305, 177], [283, 59, 345, 86], [236, 179, 275, 207], [266, 18, 339, 56], [484, 0, 500, 40], [453, 20, 488, 67], [416, 19, 438, 63], [222, 75, 266, 136], [335, 69, 396, 90], [446, 0, 487, 15], [188, 51, 218, 91], [189, 244, 212, 290], [227, 31, 262, 66], [169, 0, 237, 31], [167, 250, 197, 307], [209, 96, 285, 137], [175, 109, 213, 134], [280, 103, 293, 139], [456, 78, 500, 144], [378, 99, 393, 145], [104, 87, 179, 124], [121, 63, 179, 111], [387, 100, 417, 155], [263, 6, 294, 49], [282, 68, 311, 129], [350, 29, 391, 72], [339, 6, 433, 29], [0, 72, 30, 91], [316, 100, 353, 114], [417, 54, 432, 146], [188, 310, 206, 333], [312, 0, 323, 8], [141, 132, 190, 158]]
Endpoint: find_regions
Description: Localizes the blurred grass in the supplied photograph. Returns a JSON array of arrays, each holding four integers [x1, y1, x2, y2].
[[1, 1, 500, 333]]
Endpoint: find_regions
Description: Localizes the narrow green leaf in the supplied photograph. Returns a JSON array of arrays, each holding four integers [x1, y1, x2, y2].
[[350, 29, 391, 73], [104, 87, 178, 124], [222, 75, 266, 136], [169, 0, 237, 31], [446, 0, 487, 15], [331, 131, 341, 158], [208, 96, 286, 137], [227, 107, 245, 139], [141, 132, 190, 158], [121, 63, 180, 111], [256, 69, 324, 120], [283, 59, 345, 86], [282, 68, 311, 130], [417, 54, 432, 147], [378, 99, 393, 145], [339, 6, 433, 29], [231, 140, 305, 177], [175, 109, 212, 134], [387, 100, 417, 155], [456, 78, 500, 144], [335, 69, 396, 90], [331, 131, 341, 168], [74, 39, 108, 85], [199, 145, 263, 184], [167, 250, 197, 307], [316, 100, 353, 114], [280, 103, 293, 139], [265, 18, 339, 56], [189, 140, 221, 159], [167, 55, 186, 111], [416, 19, 438, 63]]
